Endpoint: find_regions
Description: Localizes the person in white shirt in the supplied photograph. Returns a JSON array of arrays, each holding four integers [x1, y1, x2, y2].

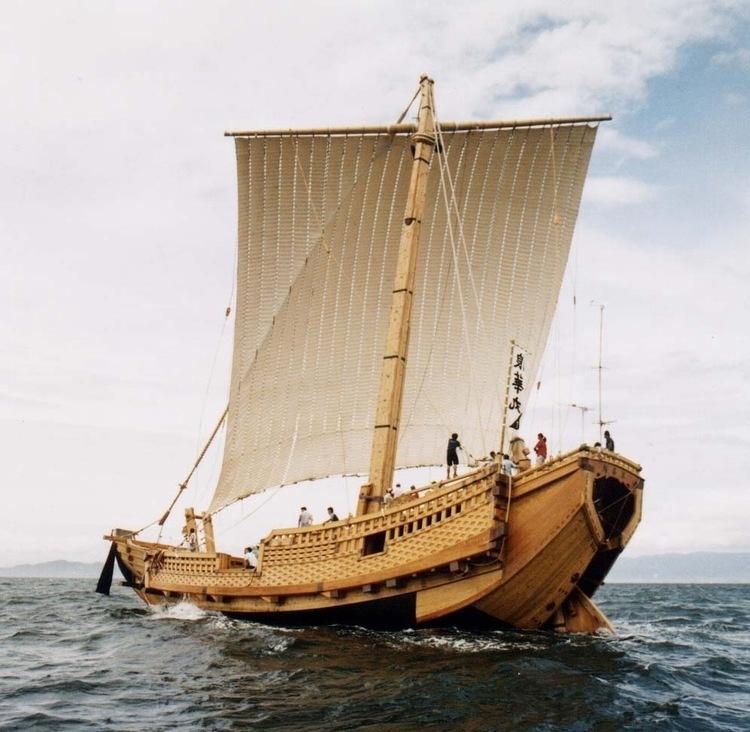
[[298, 507, 314, 527], [501, 454, 516, 476], [186, 527, 198, 552], [244, 545, 260, 569], [383, 488, 395, 506]]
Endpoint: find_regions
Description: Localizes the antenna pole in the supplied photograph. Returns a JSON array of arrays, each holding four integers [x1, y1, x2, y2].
[[597, 304, 604, 439], [569, 403, 590, 443], [358, 75, 436, 516]]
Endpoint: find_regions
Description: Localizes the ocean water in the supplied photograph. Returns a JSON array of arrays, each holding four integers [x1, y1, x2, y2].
[[1, 580, 748, 731]]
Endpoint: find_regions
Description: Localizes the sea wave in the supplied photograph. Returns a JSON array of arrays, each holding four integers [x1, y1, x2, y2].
[[0, 580, 748, 731], [148, 599, 209, 621]]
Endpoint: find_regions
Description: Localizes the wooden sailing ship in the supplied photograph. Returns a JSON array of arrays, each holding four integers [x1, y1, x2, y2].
[[99, 76, 643, 633]]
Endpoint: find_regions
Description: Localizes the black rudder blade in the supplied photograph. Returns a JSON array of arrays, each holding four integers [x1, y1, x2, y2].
[[95, 543, 117, 595]]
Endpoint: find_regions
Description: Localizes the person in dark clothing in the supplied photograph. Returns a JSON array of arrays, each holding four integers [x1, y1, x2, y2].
[[325, 507, 339, 523], [446, 433, 461, 479], [604, 430, 615, 452]]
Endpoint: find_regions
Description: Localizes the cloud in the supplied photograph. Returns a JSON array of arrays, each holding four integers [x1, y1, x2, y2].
[[597, 127, 659, 160], [711, 47, 750, 66], [584, 176, 662, 205], [1, 0, 749, 563]]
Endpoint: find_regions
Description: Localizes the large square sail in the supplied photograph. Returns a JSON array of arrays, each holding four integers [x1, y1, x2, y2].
[[209, 122, 597, 513]]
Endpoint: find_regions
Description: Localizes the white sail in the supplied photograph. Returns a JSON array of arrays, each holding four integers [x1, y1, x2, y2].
[[209, 122, 597, 513]]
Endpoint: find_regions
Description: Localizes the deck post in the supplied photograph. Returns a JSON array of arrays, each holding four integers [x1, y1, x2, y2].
[[201, 513, 216, 553], [358, 75, 436, 516], [184, 507, 198, 545]]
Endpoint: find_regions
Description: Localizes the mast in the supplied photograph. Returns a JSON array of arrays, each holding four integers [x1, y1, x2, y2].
[[357, 75, 436, 515], [597, 303, 604, 439]]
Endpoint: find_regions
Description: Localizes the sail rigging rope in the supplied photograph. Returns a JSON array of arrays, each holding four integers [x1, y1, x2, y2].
[[432, 101, 489, 336], [213, 481, 288, 537], [397, 227, 459, 449], [152, 406, 228, 541], [431, 88, 487, 453], [395, 84, 422, 124]]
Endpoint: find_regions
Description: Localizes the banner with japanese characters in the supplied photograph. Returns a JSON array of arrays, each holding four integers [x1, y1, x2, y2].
[[501, 342, 529, 448]]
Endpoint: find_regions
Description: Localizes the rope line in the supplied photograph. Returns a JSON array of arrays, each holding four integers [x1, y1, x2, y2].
[[214, 482, 288, 537], [396, 85, 422, 124], [154, 406, 228, 541], [431, 88, 486, 451]]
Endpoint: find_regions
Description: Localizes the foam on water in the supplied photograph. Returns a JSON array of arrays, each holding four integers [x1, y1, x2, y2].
[[148, 599, 210, 621], [394, 630, 544, 654]]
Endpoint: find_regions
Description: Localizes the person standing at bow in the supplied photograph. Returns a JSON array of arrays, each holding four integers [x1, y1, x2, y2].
[[534, 433, 548, 466], [446, 433, 461, 479], [604, 430, 615, 452]]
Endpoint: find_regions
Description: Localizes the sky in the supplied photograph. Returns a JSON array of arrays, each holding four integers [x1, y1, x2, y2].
[[1, 0, 749, 566]]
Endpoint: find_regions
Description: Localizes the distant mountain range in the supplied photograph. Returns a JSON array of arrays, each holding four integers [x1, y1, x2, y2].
[[0, 560, 122, 579], [1, 553, 748, 582]]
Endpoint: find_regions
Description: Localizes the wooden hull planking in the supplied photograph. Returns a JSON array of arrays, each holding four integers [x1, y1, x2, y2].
[[106, 448, 642, 633]]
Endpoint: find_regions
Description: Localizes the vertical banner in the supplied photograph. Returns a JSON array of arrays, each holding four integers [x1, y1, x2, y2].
[[499, 341, 530, 452]]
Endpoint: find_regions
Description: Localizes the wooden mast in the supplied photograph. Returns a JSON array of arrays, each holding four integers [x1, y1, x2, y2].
[[357, 75, 436, 516]]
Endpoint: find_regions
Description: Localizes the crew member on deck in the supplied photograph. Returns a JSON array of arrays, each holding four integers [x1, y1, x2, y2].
[[501, 453, 516, 476], [534, 433, 548, 466], [186, 527, 198, 552], [298, 506, 313, 527], [325, 507, 339, 523], [604, 430, 615, 452], [446, 433, 461, 479], [244, 545, 260, 569]]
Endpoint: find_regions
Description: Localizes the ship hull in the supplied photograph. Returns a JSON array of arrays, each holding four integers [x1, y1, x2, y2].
[[104, 448, 642, 633]]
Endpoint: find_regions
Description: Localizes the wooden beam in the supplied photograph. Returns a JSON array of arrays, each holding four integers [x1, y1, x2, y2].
[[202, 513, 216, 554], [358, 75, 436, 515], [224, 115, 611, 138]]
